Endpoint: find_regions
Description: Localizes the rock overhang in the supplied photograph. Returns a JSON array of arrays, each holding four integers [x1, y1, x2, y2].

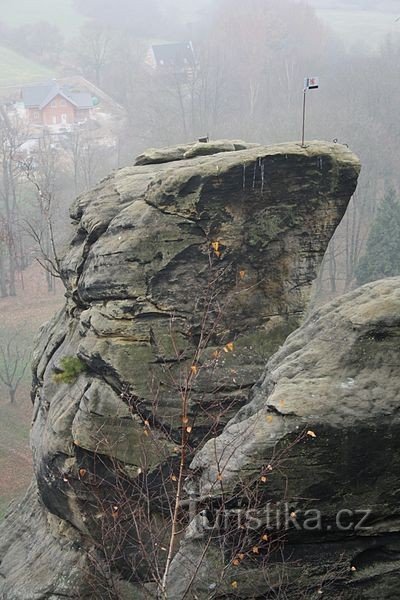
[[0, 139, 365, 600]]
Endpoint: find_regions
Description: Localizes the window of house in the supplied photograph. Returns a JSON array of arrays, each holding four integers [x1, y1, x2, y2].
[[34, 111, 40, 120], [51, 100, 57, 107], [60, 99, 67, 106]]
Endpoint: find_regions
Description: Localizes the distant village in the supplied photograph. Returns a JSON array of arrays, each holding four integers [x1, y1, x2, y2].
[[0, 37, 199, 300], [0, 40, 196, 156]]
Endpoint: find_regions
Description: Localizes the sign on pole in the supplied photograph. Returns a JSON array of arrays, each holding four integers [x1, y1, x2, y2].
[[302, 76, 319, 147]]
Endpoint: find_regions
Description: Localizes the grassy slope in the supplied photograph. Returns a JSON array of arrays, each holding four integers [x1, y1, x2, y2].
[[0, 46, 54, 86], [0, 0, 82, 87], [0, 265, 63, 518], [0, 0, 83, 35]]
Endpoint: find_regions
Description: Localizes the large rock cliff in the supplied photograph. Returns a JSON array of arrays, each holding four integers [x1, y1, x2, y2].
[[173, 276, 400, 599], [0, 140, 363, 599]]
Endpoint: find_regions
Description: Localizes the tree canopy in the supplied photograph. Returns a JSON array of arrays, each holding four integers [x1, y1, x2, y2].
[[356, 190, 400, 285]]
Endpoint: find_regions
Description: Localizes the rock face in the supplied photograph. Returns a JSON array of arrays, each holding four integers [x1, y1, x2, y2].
[[174, 277, 400, 599], [0, 140, 361, 599]]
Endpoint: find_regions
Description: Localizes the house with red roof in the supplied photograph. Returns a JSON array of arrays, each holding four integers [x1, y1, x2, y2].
[[21, 81, 93, 126]]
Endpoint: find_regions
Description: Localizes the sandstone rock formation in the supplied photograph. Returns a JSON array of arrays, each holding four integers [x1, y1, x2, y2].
[[172, 277, 400, 599], [0, 140, 361, 599]]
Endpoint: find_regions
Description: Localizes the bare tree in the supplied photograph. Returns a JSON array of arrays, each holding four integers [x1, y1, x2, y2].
[[75, 22, 112, 87], [0, 338, 28, 403], [0, 106, 26, 297], [19, 133, 62, 292]]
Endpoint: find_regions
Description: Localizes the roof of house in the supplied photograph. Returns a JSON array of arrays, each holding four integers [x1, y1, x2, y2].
[[22, 82, 93, 110], [151, 42, 195, 68]]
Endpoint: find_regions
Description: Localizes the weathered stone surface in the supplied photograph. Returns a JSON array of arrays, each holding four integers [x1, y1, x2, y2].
[[172, 277, 400, 599], [134, 139, 260, 165], [0, 482, 93, 599], [0, 140, 361, 599]]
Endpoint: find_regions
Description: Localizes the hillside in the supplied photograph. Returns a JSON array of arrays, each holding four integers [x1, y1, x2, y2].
[[0, 46, 54, 86], [0, 0, 83, 35], [0, 265, 63, 518]]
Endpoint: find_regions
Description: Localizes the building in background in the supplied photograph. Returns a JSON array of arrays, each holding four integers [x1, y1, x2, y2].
[[21, 81, 93, 126], [147, 42, 196, 80]]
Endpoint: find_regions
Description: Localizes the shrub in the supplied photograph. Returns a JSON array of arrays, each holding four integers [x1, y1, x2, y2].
[[53, 356, 87, 384]]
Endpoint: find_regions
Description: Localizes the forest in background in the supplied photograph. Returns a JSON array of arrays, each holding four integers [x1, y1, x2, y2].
[[0, 0, 399, 514]]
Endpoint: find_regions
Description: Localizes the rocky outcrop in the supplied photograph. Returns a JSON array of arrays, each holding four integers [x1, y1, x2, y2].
[[134, 139, 261, 165], [171, 277, 400, 599], [0, 140, 361, 599]]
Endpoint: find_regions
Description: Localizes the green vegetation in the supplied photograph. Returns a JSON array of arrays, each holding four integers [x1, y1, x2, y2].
[[53, 356, 87, 384], [356, 190, 400, 285], [0, 46, 54, 86], [0, 0, 83, 35]]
